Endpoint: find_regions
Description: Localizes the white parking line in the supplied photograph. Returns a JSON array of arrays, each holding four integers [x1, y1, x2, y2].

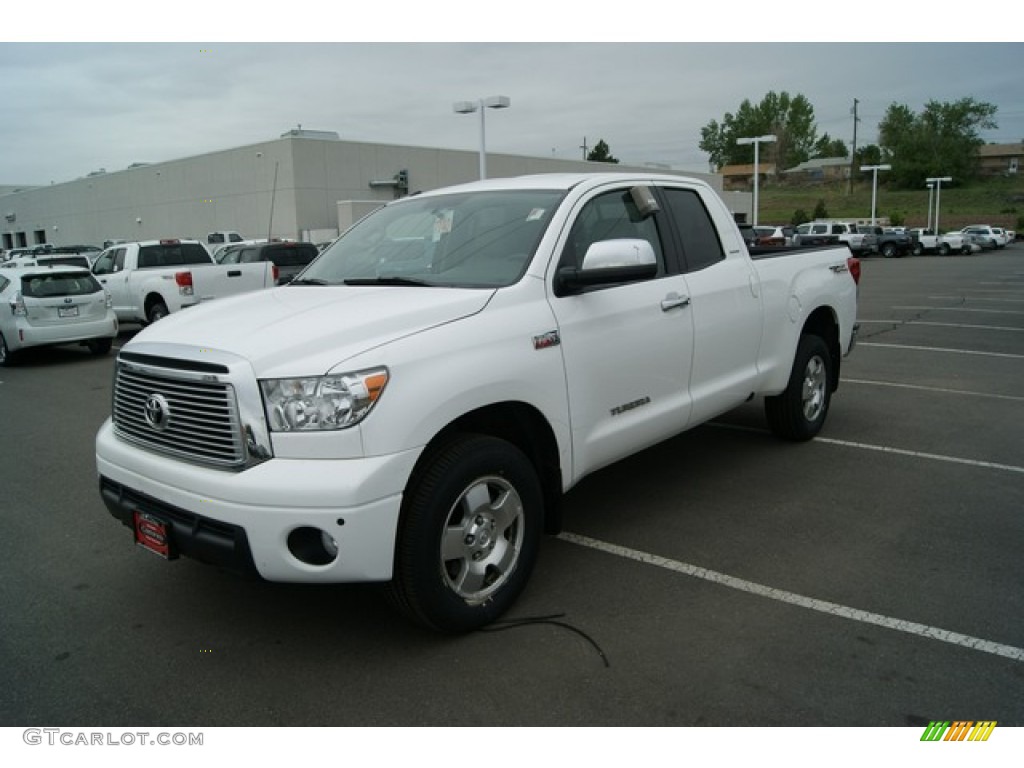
[[858, 319, 1024, 332], [557, 532, 1024, 663], [813, 437, 1024, 475], [928, 295, 1024, 303], [893, 305, 1024, 315], [859, 342, 1024, 360], [843, 378, 1024, 402]]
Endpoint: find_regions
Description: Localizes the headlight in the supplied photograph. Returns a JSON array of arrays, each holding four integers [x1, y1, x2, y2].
[[260, 368, 389, 432]]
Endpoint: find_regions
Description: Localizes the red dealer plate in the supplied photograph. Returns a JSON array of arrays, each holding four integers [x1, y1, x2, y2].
[[133, 511, 172, 558]]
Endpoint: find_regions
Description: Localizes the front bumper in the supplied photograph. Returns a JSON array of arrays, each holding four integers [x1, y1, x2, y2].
[[96, 418, 419, 583]]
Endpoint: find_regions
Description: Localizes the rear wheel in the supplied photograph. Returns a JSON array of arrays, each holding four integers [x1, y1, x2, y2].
[[765, 334, 833, 442], [938, 243, 951, 256], [87, 338, 113, 356], [388, 434, 543, 633], [912, 242, 923, 256], [147, 301, 169, 324], [0, 332, 13, 367]]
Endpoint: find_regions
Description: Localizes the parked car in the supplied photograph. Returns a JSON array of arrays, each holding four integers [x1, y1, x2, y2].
[[961, 225, 1006, 249], [793, 221, 876, 255], [216, 240, 319, 285], [0, 265, 118, 365], [2, 254, 94, 270], [863, 226, 913, 258], [908, 228, 975, 255], [960, 227, 1000, 250], [753, 226, 786, 247]]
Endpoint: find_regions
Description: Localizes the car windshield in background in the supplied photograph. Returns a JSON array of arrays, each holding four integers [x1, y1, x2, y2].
[[304, 189, 565, 288], [20, 271, 101, 298], [137, 242, 210, 268]]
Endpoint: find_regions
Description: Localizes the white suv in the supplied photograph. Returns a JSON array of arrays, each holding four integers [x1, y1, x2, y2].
[[961, 225, 1007, 248]]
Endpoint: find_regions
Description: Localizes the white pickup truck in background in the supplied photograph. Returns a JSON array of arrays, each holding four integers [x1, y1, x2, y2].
[[96, 173, 860, 632], [91, 239, 278, 324], [907, 228, 973, 256]]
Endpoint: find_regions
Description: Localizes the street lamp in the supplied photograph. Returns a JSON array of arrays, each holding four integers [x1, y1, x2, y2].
[[926, 183, 935, 231], [736, 134, 776, 226], [860, 164, 891, 225], [926, 176, 953, 233], [453, 95, 511, 180]]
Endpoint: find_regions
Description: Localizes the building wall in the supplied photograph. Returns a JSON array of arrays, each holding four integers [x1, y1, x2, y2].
[[1, 135, 732, 250]]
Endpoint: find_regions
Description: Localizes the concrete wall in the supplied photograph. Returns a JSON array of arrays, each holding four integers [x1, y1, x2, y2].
[[1, 135, 735, 250]]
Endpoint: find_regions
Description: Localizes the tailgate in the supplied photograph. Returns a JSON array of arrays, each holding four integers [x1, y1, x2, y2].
[[191, 263, 273, 300]]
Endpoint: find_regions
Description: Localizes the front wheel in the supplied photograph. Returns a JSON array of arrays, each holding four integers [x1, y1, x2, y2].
[[765, 334, 833, 441], [388, 434, 543, 633], [881, 243, 897, 258]]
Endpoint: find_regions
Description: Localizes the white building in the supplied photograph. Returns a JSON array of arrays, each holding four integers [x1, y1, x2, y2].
[[1, 130, 743, 250]]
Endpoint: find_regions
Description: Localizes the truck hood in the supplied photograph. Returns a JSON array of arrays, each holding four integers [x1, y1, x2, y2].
[[124, 285, 494, 376]]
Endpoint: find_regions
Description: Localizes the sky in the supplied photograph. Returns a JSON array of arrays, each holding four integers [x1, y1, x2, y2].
[[2, 8, 1022, 186]]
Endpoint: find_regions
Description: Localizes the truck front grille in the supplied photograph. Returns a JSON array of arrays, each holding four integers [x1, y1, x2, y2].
[[113, 361, 246, 469]]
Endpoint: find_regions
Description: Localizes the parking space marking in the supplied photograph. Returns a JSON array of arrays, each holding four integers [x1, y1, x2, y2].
[[859, 342, 1024, 360], [858, 319, 1024, 332], [557, 532, 1024, 663], [893, 305, 1024, 315], [813, 437, 1024, 475], [843, 378, 1024, 403], [928, 296, 1024, 303]]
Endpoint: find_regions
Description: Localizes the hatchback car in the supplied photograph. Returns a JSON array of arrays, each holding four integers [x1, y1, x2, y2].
[[0, 266, 118, 366]]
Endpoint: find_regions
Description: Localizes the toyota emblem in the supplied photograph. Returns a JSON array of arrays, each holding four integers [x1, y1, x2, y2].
[[144, 393, 171, 432]]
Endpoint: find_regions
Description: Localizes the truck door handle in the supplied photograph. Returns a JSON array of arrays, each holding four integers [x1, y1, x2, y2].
[[227, 270, 241, 277], [661, 293, 691, 312]]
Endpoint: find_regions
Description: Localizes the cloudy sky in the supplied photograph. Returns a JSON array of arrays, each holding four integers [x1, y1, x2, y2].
[[2, 15, 1022, 185]]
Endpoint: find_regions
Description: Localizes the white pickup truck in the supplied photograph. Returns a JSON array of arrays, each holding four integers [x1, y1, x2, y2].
[[907, 228, 973, 256], [91, 239, 278, 324], [95, 173, 860, 632]]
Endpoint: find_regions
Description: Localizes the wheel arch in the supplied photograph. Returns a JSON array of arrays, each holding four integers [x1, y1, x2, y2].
[[404, 401, 564, 535]]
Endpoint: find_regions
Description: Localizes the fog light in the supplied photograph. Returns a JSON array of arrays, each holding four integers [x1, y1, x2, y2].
[[286, 526, 338, 566]]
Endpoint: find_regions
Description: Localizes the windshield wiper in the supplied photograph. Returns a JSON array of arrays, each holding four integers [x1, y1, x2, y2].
[[288, 278, 330, 286], [343, 276, 434, 287]]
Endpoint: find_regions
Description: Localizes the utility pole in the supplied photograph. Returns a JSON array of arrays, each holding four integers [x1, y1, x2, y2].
[[580, 137, 589, 161], [849, 98, 859, 195]]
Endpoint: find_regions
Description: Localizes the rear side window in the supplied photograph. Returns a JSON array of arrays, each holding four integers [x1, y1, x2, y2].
[[21, 271, 101, 298], [138, 243, 211, 268], [263, 244, 318, 267], [662, 188, 725, 273]]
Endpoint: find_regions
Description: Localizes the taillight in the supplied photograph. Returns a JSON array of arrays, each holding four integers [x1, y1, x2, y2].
[[272, 264, 280, 284], [175, 271, 194, 295], [11, 291, 26, 316], [847, 256, 861, 285]]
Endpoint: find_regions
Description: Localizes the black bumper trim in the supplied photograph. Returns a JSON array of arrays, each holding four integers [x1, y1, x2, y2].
[[99, 476, 259, 578]]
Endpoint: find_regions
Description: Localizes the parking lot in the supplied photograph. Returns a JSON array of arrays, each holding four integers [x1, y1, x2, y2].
[[0, 246, 1021, 728]]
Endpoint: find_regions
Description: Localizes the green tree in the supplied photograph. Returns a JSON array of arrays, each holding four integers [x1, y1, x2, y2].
[[791, 208, 810, 226], [855, 144, 882, 167], [699, 91, 821, 171], [878, 97, 998, 187], [812, 199, 829, 220], [812, 133, 848, 159], [587, 139, 619, 164]]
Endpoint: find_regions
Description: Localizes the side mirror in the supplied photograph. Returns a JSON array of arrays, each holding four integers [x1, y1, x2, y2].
[[555, 238, 658, 296]]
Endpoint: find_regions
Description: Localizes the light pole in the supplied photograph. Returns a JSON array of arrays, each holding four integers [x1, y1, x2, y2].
[[736, 134, 776, 226], [926, 176, 953, 233], [860, 164, 891, 225], [453, 95, 511, 180], [926, 183, 935, 231]]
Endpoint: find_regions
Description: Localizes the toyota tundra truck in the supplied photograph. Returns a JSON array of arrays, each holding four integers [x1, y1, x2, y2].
[[96, 173, 860, 632]]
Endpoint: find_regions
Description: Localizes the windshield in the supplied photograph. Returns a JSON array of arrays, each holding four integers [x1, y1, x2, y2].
[[302, 189, 564, 288]]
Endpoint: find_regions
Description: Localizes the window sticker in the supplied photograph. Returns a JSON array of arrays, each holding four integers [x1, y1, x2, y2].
[[526, 208, 546, 222]]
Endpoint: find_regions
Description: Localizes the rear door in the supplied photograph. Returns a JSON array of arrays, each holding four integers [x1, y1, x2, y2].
[[20, 270, 109, 327], [658, 185, 764, 425]]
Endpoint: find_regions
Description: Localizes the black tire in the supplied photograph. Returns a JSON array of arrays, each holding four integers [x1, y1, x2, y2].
[[938, 243, 950, 256], [881, 243, 897, 258], [388, 434, 543, 633], [0, 332, 14, 367], [765, 334, 833, 442], [912, 242, 923, 256], [147, 301, 169, 324], [87, 338, 113, 356]]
